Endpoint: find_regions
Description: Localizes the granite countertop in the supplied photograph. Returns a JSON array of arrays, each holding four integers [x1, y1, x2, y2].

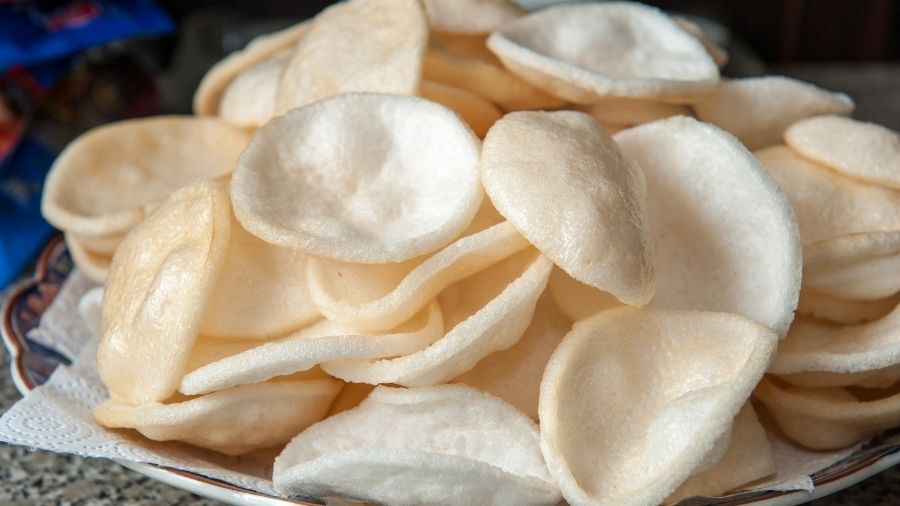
[[2, 63, 900, 505]]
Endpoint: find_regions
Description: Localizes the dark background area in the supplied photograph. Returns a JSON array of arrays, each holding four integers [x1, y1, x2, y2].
[[155, 0, 900, 64], [642, 0, 899, 63], [100, 0, 899, 129]]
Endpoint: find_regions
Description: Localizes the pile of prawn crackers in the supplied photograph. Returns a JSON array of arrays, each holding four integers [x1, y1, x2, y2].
[[37, 1, 900, 505]]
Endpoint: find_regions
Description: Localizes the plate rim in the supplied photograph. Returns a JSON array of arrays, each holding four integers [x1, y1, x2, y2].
[[3, 237, 899, 506]]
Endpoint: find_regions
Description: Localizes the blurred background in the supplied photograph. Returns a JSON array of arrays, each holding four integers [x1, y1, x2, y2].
[[0, 0, 898, 287]]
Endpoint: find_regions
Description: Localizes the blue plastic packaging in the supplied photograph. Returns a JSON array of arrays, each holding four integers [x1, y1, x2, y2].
[[0, 0, 174, 73], [0, 137, 56, 288]]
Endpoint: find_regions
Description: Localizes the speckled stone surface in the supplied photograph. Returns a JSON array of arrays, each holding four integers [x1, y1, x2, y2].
[[3, 63, 900, 506]]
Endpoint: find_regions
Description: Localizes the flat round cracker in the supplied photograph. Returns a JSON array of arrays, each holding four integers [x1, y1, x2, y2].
[[95, 378, 341, 455], [183, 337, 332, 384], [777, 365, 900, 390], [69, 231, 124, 256], [422, 0, 524, 35], [803, 231, 900, 300], [539, 307, 777, 506], [454, 291, 571, 420], [694, 77, 853, 150], [199, 214, 320, 339], [307, 219, 528, 331], [785, 115, 900, 188], [487, 2, 719, 103], [273, 385, 560, 506], [65, 233, 112, 283], [42, 116, 249, 237], [423, 45, 563, 111], [275, 0, 428, 114], [307, 199, 510, 330], [580, 98, 691, 127], [547, 267, 621, 322], [180, 302, 443, 395], [771, 306, 900, 380], [615, 117, 801, 336], [420, 80, 502, 137], [193, 21, 309, 116], [755, 377, 900, 450], [797, 289, 900, 325], [667, 403, 775, 502], [482, 110, 656, 305], [183, 337, 277, 376], [231, 93, 483, 264], [755, 145, 900, 245], [756, 146, 900, 299], [97, 180, 231, 404], [321, 249, 552, 386], [218, 49, 290, 129]]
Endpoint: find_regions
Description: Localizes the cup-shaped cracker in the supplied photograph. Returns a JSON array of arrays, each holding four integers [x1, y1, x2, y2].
[[94, 378, 341, 456], [803, 232, 900, 300], [218, 49, 290, 129], [273, 384, 560, 506], [539, 307, 777, 506], [454, 290, 571, 420], [97, 180, 231, 404], [42, 116, 249, 238], [694, 77, 853, 150], [797, 289, 900, 325], [423, 45, 562, 111], [64, 233, 113, 283], [180, 302, 443, 395], [487, 2, 719, 103], [321, 249, 552, 386], [482, 110, 656, 306], [667, 403, 775, 503], [580, 98, 692, 128], [420, 80, 502, 137], [547, 267, 621, 322], [785, 115, 900, 189], [755, 377, 900, 450], [756, 145, 900, 300], [615, 117, 801, 337], [193, 21, 308, 116], [756, 146, 900, 245], [231, 93, 483, 264], [307, 218, 529, 331], [275, 0, 428, 114], [771, 305, 900, 387], [199, 214, 320, 340]]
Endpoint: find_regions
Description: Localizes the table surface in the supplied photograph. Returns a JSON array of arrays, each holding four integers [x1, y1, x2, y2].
[[2, 63, 900, 505]]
